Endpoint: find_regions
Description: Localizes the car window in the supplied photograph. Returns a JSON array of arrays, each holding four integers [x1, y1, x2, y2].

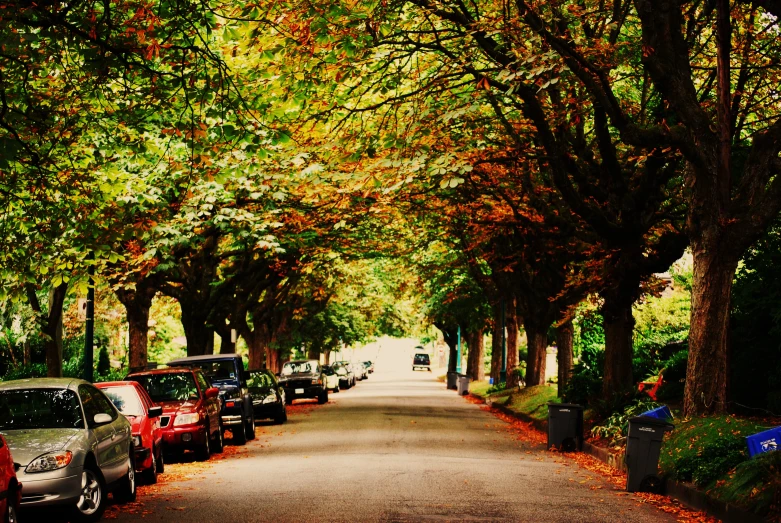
[[80, 385, 117, 427], [128, 373, 200, 402], [247, 372, 269, 389], [186, 360, 239, 383], [101, 386, 145, 416], [0, 388, 84, 430], [281, 362, 314, 375], [195, 372, 210, 395], [414, 354, 430, 363], [322, 366, 335, 376]]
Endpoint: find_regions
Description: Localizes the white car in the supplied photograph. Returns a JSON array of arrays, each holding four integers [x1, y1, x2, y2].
[[321, 366, 341, 392]]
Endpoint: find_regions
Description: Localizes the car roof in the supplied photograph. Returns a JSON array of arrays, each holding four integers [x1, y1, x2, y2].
[[0, 377, 87, 391], [95, 380, 143, 389], [284, 360, 319, 365], [127, 367, 199, 377], [168, 354, 242, 365]]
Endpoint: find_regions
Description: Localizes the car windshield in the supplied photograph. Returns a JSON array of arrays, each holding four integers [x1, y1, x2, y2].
[[188, 360, 238, 383], [129, 373, 199, 402], [363, 362, 371, 367], [414, 354, 430, 363], [322, 366, 335, 376], [282, 362, 315, 375], [0, 388, 84, 430], [247, 372, 270, 391], [101, 387, 145, 416]]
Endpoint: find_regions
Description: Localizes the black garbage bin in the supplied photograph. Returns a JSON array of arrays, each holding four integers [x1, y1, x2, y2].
[[446, 372, 458, 390], [625, 415, 675, 493], [547, 403, 584, 452]]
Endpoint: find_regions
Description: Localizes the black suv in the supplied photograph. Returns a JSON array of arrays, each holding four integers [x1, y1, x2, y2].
[[247, 369, 287, 424], [278, 360, 328, 404], [168, 354, 256, 445]]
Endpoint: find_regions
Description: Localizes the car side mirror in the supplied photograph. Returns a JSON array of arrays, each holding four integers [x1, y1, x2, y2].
[[93, 413, 113, 425], [205, 387, 220, 399], [148, 406, 163, 418]]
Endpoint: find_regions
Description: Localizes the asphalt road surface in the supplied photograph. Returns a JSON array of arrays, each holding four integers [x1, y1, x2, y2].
[[101, 347, 676, 523]]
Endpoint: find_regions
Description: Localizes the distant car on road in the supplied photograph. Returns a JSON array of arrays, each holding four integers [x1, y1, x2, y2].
[[126, 368, 223, 461], [0, 434, 20, 523], [0, 378, 137, 522], [332, 362, 354, 389], [246, 369, 287, 424], [353, 361, 368, 380], [278, 360, 328, 404], [321, 365, 340, 393], [363, 361, 374, 374], [95, 381, 164, 484], [412, 353, 431, 371], [168, 354, 256, 445]]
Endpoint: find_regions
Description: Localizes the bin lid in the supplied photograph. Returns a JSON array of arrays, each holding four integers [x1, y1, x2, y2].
[[628, 415, 675, 430], [547, 402, 584, 410]]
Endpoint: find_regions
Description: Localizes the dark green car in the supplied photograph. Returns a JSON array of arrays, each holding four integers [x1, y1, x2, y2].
[[247, 370, 287, 424]]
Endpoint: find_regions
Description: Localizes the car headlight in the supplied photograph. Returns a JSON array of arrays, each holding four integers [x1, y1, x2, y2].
[[26, 451, 73, 473], [262, 395, 276, 404], [173, 412, 201, 426], [132, 435, 142, 448]]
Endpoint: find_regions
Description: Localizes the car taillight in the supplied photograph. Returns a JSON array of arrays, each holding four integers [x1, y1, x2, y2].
[[226, 401, 235, 408]]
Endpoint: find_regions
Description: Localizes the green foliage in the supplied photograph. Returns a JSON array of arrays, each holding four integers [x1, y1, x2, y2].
[[673, 436, 748, 487], [562, 344, 604, 406], [486, 381, 507, 395], [710, 451, 781, 515], [97, 346, 111, 376], [590, 397, 662, 446]]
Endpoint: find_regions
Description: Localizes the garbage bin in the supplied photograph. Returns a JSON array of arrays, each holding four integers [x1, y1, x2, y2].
[[546, 403, 584, 452], [457, 374, 470, 396], [625, 415, 675, 492], [446, 372, 458, 390]]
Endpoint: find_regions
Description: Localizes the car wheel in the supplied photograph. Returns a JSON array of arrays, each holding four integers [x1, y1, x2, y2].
[[195, 427, 211, 461], [114, 451, 137, 503], [212, 422, 224, 453], [72, 465, 106, 522], [156, 449, 165, 474], [6, 501, 18, 523], [233, 416, 247, 445], [274, 404, 287, 424], [318, 389, 328, 404], [334, 385, 340, 393], [142, 450, 158, 485], [245, 412, 256, 441]]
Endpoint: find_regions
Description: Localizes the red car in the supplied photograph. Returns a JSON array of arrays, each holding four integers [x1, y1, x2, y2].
[[96, 381, 164, 484], [126, 368, 223, 461], [0, 434, 20, 523]]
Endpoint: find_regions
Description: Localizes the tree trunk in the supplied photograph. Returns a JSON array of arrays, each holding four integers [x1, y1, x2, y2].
[[218, 331, 235, 354], [490, 309, 503, 383], [307, 345, 320, 360], [506, 304, 520, 387], [556, 320, 574, 398], [179, 303, 211, 356], [525, 320, 548, 386], [23, 340, 31, 366], [44, 284, 67, 378], [601, 294, 636, 399], [684, 249, 738, 416], [466, 329, 485, 381], [126, 301, 151, 372], [324, 348, 331, 365], [447, 342, 458, 373], [265, 346, 281, 374]]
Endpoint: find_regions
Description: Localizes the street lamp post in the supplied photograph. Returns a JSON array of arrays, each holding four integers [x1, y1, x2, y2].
[[500, 298, 507, 382], [456, 325, 462, 373], [83, 257, 95, 383]]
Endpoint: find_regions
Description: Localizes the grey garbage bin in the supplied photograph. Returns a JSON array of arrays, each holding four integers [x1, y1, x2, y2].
[[446, 372, 458, 390], [625, 415, 675, 493], [547, 403, 584, 452], [456, 374, 470, 396]]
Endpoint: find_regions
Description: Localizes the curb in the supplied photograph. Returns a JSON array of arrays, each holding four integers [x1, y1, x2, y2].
[[470, 393, 767, 523]]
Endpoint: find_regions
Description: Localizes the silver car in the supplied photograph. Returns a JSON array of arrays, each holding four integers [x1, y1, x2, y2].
[[0, 378, 137, 522]]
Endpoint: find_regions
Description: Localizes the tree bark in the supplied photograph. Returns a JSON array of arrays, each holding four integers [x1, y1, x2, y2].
[[601, 293, 636, 399], [324, 348, 331, 365], [525, 320, 548, 386], [684, 249, 738, 415], [466, 329, 485, 381], [556, 320, 574, 398], [490, 317, 502, 383], [27, 284, 68, 378], [506, 303, 520, 387], [265, 346, 281, 374], [218, 331, 235, 354], [179, 302, 212, 356], [116, 282, 157, 373]]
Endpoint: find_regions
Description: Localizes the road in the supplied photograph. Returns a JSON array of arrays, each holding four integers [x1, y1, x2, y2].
[[104, 350, 676, 523]]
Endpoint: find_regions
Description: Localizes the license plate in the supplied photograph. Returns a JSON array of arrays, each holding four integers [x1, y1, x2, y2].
[[295, 388, 304, 394]]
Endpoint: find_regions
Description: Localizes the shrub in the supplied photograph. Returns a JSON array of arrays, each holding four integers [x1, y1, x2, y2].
[[487, 381, 507, 394], [97, 345, 111, 376], [590, 397, 662, 446], [673, 436, 748, 487], [562, 344, 604, 406]]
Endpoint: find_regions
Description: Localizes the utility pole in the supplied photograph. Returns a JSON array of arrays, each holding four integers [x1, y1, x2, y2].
[[83, 256, 95, 383], [456, 325, 462, 373], [500, 298, 507, 382]]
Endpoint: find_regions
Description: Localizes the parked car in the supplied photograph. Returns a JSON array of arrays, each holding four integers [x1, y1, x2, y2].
[[0, 434, 20, 523], [412, 352, 431, 371], [95, 381, 164, 484], [168, 354, 256, 445], [331, 362, 354, 389], [353, 361, 368, 380], [0, 378, 136, 522], [246, 369, 287, 424], [321, 365, 340, 393], [278, 360, 328, 404], [363, 361, 375, 374], [126, 368, 222, 461]]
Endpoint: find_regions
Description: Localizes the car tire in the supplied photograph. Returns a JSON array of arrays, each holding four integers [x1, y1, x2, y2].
[[195, 427, 211, 461], [232, 416, 247, 445], [274, 405, 287, 424], [114, 451, 137, 503], [142, 450, 158, 485], [212, 422, 225, 453], [334, 385, 340, 393], [318, 389, 328, 404], [72, 464, 107, 523], [5, 500, 18, 523], [245, 412, 256, 441]]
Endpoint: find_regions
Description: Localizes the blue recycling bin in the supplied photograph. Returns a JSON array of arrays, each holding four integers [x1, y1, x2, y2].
[[640, 405, 673, 421], [746, 427, 781, 457]]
